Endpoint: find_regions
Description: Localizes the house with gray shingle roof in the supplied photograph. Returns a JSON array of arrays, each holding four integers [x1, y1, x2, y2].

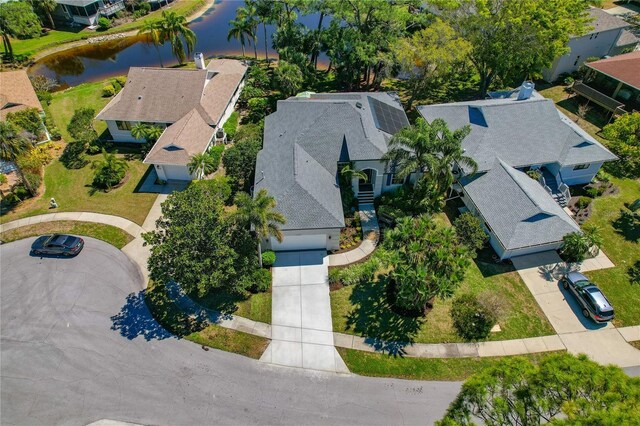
[[418, 86, 617, 259], [254, 92, 411, 252], [96, 57, 247, 181], [543, 7, 636, 82]]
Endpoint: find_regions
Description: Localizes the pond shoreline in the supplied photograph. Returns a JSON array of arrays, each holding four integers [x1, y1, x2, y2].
[[30, 0, 216, 63]]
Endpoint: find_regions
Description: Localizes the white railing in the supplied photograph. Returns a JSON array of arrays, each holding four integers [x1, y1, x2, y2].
[[99, 1, 125, 17], [558, 182, 571, 201]]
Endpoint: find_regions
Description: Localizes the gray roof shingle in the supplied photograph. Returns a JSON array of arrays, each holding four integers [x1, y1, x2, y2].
[[462, 159, 580, 251], [586, 7, 629, 35], [254, 92, 407, 231], [417, 95, 617, 172]]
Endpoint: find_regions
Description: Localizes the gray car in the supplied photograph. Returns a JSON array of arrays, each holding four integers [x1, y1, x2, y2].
[[561, 271, 614, 323], [31, 234, 84, 257]]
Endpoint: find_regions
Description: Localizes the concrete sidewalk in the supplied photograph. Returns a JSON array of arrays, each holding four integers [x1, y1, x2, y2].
[[329, 204, 379, 267], [261, 251, 349, 373]]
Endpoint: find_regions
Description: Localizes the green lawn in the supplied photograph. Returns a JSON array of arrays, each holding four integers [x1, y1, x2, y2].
[[146, 280, 269, 359], [0, 220, 133, 249], [194, 287, 272, 324], [330, 254, 554, 345], [338, 348, 564, 381], [47, 80, 114, 141], [584, 177, 640, 327], [0, 153, 157, 225], [10, 0, 207, 57]]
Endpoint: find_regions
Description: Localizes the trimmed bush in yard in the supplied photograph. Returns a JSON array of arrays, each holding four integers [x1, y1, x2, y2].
[[451, 293, 497, 341], [261, 250, 276, 267]]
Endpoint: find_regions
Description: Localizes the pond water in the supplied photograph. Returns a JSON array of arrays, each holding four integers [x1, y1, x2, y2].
[[29, 0, 327, 88]]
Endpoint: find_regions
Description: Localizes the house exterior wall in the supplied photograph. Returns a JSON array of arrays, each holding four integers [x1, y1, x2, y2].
[[559, 161, 603, 185], [503, 241, 564, 260], [154, 164, 194, 181], [262, 228, 341, 252], [216, 80, 245, 130], [352, 160, 385, 196], [543, 29, 624, 82], [106, 120, 168, 143]]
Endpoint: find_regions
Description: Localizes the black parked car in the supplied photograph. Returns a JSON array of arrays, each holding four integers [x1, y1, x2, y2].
[[561, 271, 614, 323], [31, 234, 84, 257]]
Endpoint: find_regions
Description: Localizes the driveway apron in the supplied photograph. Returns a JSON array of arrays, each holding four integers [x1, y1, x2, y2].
[[261, 250, 349, 373], [512, 251, 640, 368]]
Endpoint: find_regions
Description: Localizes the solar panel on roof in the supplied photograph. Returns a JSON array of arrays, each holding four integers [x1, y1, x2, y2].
[[368, 96, 409, 135]]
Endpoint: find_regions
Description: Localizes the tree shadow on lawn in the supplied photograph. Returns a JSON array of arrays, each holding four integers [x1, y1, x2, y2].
[[613, 209, 640, 243], [191, 288, 250, 319], [345, 275, 424, 357]]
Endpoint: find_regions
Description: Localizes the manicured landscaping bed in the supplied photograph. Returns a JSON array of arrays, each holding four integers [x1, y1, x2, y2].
[[337, 348, 565, 381], [584, 177, 640, 327], [10, 0, 207, 57], [145, 280, 269, 359], [330, 254, 554, 344], [0, 153, 157, 225], [0, 220, 133, 249]]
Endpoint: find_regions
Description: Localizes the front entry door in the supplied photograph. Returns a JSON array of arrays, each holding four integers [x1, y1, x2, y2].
[[359, 169, 375, 192]]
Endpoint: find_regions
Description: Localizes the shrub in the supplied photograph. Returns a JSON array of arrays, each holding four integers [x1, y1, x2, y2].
[[451, 294, 497, 341], [563, 76, 574, 86], [223, 111, 239, 140], [261, 250, 276, 267], [334, 257, 380, 286], [137, 1, 151, 14], [246, 97, 270, 123], [234, 122, 263, 143], [17, 143, 53, 173], [91, 149, 128, 190], [576, 196, 592, 210], [454, 212, 488, 257], [112, 76, 126, 90], [560, 225, 602, 263], [102, 84, 115, 97], [526, 169, 542, 181], [67, 107, 97, 141], [23, 171, 42, 193], [36, 91, 52, 105], [222, 138, 262, 191], [0, 173, 7, 185], [601, 112, 640, 178], [250, 268, 271, 293], [60, 141, 88, 169], [239, 84, 267, 108], [49, 127, 62, 141], [628, 260, 640, 286], [98, 17, 111, 30], [328, 267, 342, 285], [208, 144, 225, 169], [6, 108, 43, 135], [248, 65, 270, 89], [86, 139, 106, 155]]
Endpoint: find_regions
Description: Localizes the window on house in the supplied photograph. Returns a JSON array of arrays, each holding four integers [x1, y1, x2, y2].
[[391, 173, 406, 185], [573, 164, 590, 170], [116, 120, 133, 131], [574, 56, 581, 67]]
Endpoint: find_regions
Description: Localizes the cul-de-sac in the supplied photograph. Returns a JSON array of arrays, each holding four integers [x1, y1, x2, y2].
[[1, 0, 640, 424]]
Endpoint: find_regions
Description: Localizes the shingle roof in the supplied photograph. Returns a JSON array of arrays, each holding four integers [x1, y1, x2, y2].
[[462, 159, 580, 251], [254, 92, 407, 231], [585, 7, 629, 35], [586, 50, 640, 90], [0, 70, 43, 121], [417, 95, 616, 173], [96, 59, 247, 125], [616, 29, 639, 47], [143, 109, 215, 166]]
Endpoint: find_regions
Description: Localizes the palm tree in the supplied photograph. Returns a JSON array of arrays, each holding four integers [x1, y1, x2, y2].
[[91, 149, 128, 190], [340, 164, 367, 182], [131, 123, 149, 141], [39, 0, 57, 29], [0, 121, 34, 196], [157, 11, 196, 65], [227, 16, 253, 59], [0, 26, 14, 60], [188, 152, 217, 179], [138, 20, 164, 67], [234, 189, 286, 267], [247, 0, 280, 63], [382, 118, 475, 210], [237, 5, 259, 60]]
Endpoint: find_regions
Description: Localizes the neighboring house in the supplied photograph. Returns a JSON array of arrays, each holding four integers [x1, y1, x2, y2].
[[418, 85, 617, 259], [96, 56, 247, 181], [543, 7, 634, 82], [254, 93, 411, 252], [53, 0, 125, 26], [0, 70, 48, 140], [578, 50, 640, 113]]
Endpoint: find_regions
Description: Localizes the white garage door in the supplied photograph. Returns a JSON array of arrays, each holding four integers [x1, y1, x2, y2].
[[163, 165, 193, 181], [270, 234, 327, 251]]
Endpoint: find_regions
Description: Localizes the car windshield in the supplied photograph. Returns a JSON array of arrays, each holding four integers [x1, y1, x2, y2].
[[587, 288, 612, 313], [574, 279, 591, 287], [51, 235, 74, 246]]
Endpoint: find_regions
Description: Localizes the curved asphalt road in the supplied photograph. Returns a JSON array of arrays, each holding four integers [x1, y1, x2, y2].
[[1, 238, 461, 425]]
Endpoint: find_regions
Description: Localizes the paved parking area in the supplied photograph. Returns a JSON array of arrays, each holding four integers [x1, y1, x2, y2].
[[261, 251, 349, 373]]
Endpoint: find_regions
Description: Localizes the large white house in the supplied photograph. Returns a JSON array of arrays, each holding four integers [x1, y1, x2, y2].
[[543, 7, 636, 82], [256, 86, 617, 259], [96, 56, 247, 181]]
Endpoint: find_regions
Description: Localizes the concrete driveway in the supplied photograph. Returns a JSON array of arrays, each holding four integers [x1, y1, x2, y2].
[[1, 238, 460, 425], [512, 252, 640, 368], [261, 251, 348, 373]]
